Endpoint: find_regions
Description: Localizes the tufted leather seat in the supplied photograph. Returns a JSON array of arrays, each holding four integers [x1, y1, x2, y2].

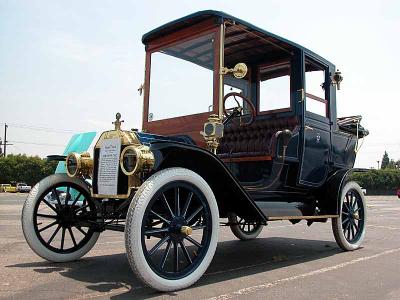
[[218, 116, 298, 159]]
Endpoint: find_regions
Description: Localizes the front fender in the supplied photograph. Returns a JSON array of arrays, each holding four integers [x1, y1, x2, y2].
[[149, 141, 267, 223]]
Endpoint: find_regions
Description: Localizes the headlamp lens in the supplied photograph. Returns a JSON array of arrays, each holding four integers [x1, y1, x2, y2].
[[122, 148, 137, 174], [67, 154, 78, 176]]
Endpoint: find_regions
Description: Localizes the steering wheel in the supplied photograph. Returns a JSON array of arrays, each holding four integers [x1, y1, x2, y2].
[[223, 92, 256, 126]]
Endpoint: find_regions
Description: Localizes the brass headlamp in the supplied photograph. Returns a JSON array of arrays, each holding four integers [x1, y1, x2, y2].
[[120, 145, 154, 176], [65, 152, 93, 177]]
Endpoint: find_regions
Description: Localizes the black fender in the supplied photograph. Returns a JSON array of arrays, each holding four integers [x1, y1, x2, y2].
[[321, 168, 367, 215], [149, 141, 267, 223]]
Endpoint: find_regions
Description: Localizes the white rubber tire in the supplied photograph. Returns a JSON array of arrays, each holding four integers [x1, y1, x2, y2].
[[332, 181, 367, 251], [228, 213, 263, 240], [22, 174, 100, 262], [125, 167, 219, 292]]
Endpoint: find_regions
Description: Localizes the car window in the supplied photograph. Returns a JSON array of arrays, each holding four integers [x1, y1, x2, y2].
[[305, 59, 328, 117], [258, 62, 291, 112]]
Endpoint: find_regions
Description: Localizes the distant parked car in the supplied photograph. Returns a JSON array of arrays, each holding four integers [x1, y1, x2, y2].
[[0, 184, 10, 193], [1, 184, 17, 193], [16, 183, 31, 193], [396, 188, 400, 198]]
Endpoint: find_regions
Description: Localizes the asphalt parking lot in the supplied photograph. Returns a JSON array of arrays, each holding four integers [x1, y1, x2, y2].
[[0, 193, 399, 300]]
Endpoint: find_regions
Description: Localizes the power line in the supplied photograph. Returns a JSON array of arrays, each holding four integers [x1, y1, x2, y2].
[[9, 144, 25, 153], [5, 122, 78, 134], [8, 140, 65, 147]]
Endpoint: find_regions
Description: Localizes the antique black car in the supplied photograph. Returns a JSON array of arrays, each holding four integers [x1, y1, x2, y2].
[[22, 11, 369, 292]]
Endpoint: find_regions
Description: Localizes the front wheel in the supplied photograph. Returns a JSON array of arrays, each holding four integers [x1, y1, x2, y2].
[[125, 168, 219, 292], [332, 181, 367, 251], [22, 174, 100, 262]]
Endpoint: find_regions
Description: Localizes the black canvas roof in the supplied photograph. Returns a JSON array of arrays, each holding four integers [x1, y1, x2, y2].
[[142, 10, 332, 66]]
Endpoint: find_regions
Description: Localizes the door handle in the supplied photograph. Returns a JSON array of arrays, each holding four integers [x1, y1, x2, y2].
[[305, 125, 314, 131], [297, 88, 305, 102]]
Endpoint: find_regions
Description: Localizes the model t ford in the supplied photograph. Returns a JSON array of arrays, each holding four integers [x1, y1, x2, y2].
[[22, 11, 369, 291]]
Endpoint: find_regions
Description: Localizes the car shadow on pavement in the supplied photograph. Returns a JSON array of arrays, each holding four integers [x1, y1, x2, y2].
[[7, 237, 340, 299]]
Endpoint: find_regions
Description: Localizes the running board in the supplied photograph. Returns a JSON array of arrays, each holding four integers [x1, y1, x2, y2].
[[267, 215, 338, 221]]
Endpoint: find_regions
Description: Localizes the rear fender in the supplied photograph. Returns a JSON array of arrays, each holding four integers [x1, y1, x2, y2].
[[320, 168, 366, 214], [149, 142, 267, 223]]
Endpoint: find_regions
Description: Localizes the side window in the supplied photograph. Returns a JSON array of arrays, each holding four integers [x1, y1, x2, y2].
[[305, 59, 328, 117], [258, 62, 291, 112]]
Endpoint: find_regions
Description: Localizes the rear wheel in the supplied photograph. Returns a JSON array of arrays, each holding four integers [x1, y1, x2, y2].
[[22, 174, 100, 262], [228, 213, 263, 240], [332, 181, 366, 251], [125, 167, 219, 292]]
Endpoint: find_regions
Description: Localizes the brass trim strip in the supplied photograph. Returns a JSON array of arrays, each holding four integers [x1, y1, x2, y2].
[[218, 23, 225, 120], [268, 215, 339, 221]]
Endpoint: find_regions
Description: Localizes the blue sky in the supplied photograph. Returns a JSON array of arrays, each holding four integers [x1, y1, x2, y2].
[[0, 0, 399, 168]]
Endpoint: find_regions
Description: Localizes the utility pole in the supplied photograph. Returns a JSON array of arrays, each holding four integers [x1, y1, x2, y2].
[[3, 124, 8, 157], [1, 124, 13, 157]]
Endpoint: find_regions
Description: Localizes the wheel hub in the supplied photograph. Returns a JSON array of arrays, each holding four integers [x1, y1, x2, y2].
[[58, 207, 76, 227], [180, 226, 192, 236], [169, 217, 192, 240]]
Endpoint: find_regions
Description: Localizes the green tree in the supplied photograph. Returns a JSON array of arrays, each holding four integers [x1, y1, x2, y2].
[[387, 159, 397, 169], [0, 154, 57, 186], [351, 169, 400, 191], [381, 151, 390, 169]]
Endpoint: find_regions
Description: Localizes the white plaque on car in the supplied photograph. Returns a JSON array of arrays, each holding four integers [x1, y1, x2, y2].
[[98, 138, 121, 195]]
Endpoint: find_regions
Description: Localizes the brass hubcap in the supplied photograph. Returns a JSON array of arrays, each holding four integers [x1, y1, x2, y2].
[[180, 225, 193, 236]]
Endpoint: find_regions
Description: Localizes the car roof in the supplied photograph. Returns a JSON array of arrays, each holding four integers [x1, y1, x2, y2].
[[142, 10, 332, 66]]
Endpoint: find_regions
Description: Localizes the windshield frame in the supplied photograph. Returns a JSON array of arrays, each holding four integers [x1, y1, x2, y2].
[[142, 21, 222, 135]]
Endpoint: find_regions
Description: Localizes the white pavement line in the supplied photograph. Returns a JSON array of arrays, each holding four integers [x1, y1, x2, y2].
[[368, 224, 400, 230], [206, 248, 400, 300], [206, 255, 306, 277]]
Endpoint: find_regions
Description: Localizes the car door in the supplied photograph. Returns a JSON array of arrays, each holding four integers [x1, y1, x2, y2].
[[298, 56, 331, 187]]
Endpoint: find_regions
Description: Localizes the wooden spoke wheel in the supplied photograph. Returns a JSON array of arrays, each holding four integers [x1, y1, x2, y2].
[[332, 181, 367, 251], [125, 168, 219, 292], [22, 174, 100, 262], [228, 212, 263, 240]]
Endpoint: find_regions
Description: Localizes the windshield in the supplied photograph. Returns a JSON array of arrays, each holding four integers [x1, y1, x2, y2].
[[148, 33, 215, 122]]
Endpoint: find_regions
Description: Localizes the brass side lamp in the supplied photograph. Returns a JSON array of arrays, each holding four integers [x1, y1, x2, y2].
[[201, 114, 224, 154]]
